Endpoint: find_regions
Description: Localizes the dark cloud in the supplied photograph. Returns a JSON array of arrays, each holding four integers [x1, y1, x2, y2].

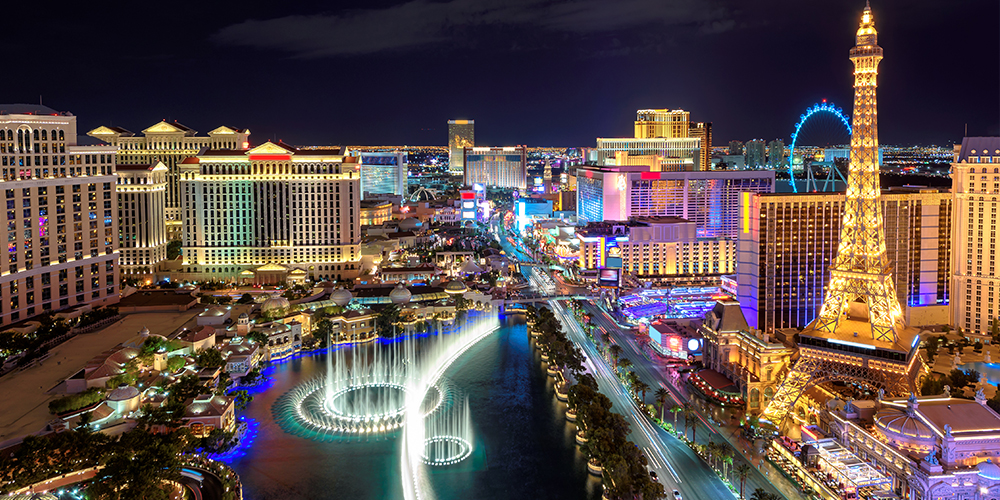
[[212, 0, 733, 57]]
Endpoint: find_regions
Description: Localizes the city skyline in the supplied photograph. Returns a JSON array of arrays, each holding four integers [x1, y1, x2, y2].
[[2, 0, 996, 148]]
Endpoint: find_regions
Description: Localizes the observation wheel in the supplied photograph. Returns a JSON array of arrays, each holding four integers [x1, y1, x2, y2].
[[788, 101, 852, 193]]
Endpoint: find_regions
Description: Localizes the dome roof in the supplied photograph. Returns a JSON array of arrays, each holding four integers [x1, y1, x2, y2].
[[444, 280, 468, 294], [398, 217, 421, 231], [261, 295, 291, 313], [108, 384, 140, 402], [979, 459, 1000, 480], [330, 287, 354, 307], [874, 408, 935, 443], [139, 326, 150, 336], [238, 312, 249, 320], [389, 283, 412, 304]]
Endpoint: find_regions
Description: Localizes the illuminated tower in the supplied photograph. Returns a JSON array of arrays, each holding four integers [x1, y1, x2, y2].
[[814, 1, 904, 343], [760, 3, 921, 430]]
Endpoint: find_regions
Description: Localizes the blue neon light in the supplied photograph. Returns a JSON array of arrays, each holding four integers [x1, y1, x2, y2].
[[789, 102, 852, 193]]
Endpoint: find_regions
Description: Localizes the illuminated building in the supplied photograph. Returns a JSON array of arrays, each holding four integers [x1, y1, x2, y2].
[[575, 164, 774, 239], [360, 200, 393, 226], [577, 217, 736, 281], [950, 137, 1000, 337], [737, 188, 953, 333], [178, 141, 361, 283], [745, 139, 766, 169], [595, 138, 701, 171], [88, 121, 248, 238], [762, 4, 923, 429], [463, 146, 526, 189], [699, 301, 795, 414], [728, 141, 744, 156], [458, 189, 484, 222], [767, 139, 785, 168], [117, 162, 168, 277], [447, 120, 474, 175], [689, 122, 712, 172], [515, 198, 552, 233], [824, 393, 1000, 500], [354, 151, 407, 198], [0, 105, 119, 326], [634, 109, 689, 139]]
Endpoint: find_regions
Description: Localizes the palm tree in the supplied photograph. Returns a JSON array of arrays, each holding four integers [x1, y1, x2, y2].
[[735, 464, 752, 499], [609, 345, 623, 369], [655, 388, 670, 422], [669, 405, 683, 429], [722, 448, 734, 480], [682, 403, 694, 441], [617, 357, 632, 375], [600, 330, 611, 345], [635, 380, 650, 404]]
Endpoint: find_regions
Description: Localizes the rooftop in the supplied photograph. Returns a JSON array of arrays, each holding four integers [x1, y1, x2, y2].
[[119, 290, 199, 308], [957, 137, 1000, 163], [0, 104, 67, 116]]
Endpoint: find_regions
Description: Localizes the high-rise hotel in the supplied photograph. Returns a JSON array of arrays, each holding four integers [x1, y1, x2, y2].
[[447, 120, 474, 175], [117, 162, 168, 277], [737, 188, 953, 333], [951, 137, 1000, 336], [88, 121, 249, 238], [575, 164, 774, 238], [0, 105, 119, 326], [178, 141, 361, 284], [597, 109, 709, 171], [463, 146, 527, 189]]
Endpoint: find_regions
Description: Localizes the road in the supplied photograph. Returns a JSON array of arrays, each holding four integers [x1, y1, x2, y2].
[[550, 299, 734, 500], [581, 301, 797, 500]]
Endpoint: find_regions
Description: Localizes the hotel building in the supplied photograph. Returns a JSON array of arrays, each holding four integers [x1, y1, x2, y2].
[[463, 146, 527, 190], [353, 151, 407, 198], [737, 188, 953, 332], [577, 217, 736, 281], [689, 121, 713, 172], [178, 142, 361, 283], [117, 162, 168, 277], [595, 138, 702, 171], [575, 164, 774, 239], [951, 137, 1000, 337], [88, 121, 249, 238], [0, 105, 119, 326], [447, 120, 474, 175]]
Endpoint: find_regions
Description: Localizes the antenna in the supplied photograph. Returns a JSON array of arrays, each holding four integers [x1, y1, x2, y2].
[[39, 95, 42, 106], [965, 123, 968, 137]]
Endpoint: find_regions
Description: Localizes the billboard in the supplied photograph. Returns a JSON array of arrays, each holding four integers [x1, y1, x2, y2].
[[598, 268, 620, 288], [605, 244, 623, 269]]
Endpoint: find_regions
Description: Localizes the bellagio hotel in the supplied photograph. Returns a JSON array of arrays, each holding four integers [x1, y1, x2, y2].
[[178, 142, 362, 283], [0, 105, 119, 326]]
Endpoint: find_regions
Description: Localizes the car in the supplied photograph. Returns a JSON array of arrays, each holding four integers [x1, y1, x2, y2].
[[672, 490, 682, 500], [649, 470, 658, 482]]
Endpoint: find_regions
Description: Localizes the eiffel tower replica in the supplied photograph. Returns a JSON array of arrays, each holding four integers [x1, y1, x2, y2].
[[762, 2, 923, 430]]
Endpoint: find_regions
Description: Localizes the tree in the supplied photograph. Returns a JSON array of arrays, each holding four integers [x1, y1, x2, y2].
[[196, 348, 225, 369], [375, 304, 402, 338], [669, 405, 683, 429], [735, 464, 753, 499], [750, 488, 780, 500], [247, 330, 268, 345], [87, 429, 185, 500], [166, 356, 185, 373], [634, 379, 650, 404], [232, 389, 253, 410], [168, 374, 207, 404], [617, 357, 632, 374], [975, 340, 983, 353], [237, 293, 255, 304], [920, 376, 946, 396], [609, 344, 623, 369], [655, 388, 670, 422], [721, 447, 734, 479], [166, 240, 183, 260], [314, 318, 333, 347]]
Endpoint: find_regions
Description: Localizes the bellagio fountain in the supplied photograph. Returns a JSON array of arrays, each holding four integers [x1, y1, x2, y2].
[[273, 309, 499, 474]]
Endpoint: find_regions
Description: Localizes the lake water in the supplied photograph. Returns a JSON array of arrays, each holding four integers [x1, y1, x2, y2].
[[225, 315, 603, 500]]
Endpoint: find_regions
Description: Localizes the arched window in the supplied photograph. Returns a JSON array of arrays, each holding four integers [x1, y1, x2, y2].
[[32, 130, 39, 141], [58, 130, 64, 141], [40, 129, 47, 141], [764, 386, 774, 401]]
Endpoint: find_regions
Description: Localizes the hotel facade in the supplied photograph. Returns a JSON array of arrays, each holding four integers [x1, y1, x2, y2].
[[951, 137, 1000, 337], [575, 165, 774, 239], [88, 121, 249, 238], [177, 142, 362, 284], [737, 188, 953, 332], [463, 146, 527, 190], [0, 105, 119, 326], [117, 162, 168, 277]]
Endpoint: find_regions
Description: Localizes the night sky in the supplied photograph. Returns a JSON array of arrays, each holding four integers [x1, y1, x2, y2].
[[6, 0, 997, 147]]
